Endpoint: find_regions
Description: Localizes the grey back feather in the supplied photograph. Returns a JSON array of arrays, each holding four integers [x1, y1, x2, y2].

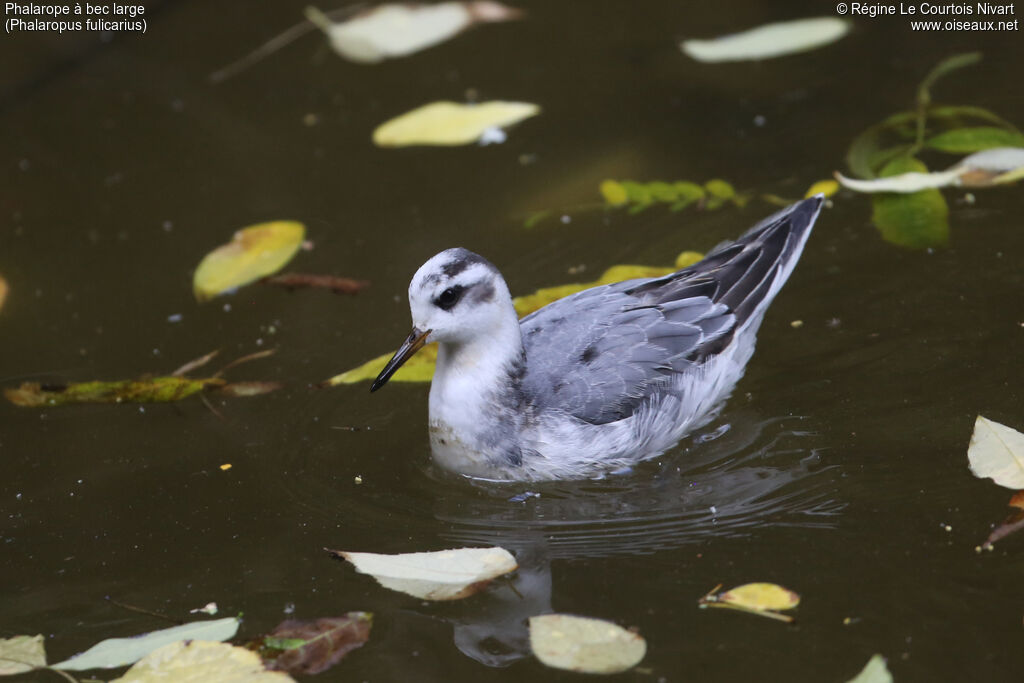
[[519, 197, 821, 425]]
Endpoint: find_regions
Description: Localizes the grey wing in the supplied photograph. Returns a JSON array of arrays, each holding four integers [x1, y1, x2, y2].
[[520, 282, 735, 424], [518, 195, 821, 425]]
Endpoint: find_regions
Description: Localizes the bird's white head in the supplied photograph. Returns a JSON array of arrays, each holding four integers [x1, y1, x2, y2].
[[371, 248, 517, 391]]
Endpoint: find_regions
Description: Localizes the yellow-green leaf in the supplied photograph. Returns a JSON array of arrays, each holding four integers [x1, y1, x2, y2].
[[870, 156, 949, 249], [0, 635, 45, 675], [326, 252, 701, 386], [5, 377, 223, 407], [193, 221, 305, 302], [968, 415, 1024, 490], [111, 640, 293, 683], [599, 180, 629, 206], [529, 614, 646, 675], [926, 126, 1024, 154], [372, 101, 539, 147], [805, 179, 839, 198]]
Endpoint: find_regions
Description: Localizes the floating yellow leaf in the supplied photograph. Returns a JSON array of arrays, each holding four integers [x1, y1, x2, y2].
[[846, 654, 893, 683], [323, 251, 702, 386], [0, 635, 45, 675], [599, 179, 629, 206], [193, 221, 305, 302], [805, 179, 839, 199], [111, 640, 293, 683], [681, 17, 850, 63], [305, 2, 522, 64], [968, 416, 1024, 490], [529, 614, 646, 675], [328, 547, 517, 601], [372, 101, 540, 147], [699, 582, 800, 622]]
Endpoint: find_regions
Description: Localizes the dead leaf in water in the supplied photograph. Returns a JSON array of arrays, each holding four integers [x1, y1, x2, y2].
[[681, 17, 850, 63], [529, 614, 646, 674], [968, 416, 1024, 490], [248, 613, 371, 675], [327, 546, 517, 600], [193, 221, 305, 302], [846, 654, 893, 683], [261, 273, 369, 294], [0, 635, 46, 675], [372, 100, 539, 147], [111, 640, 292, 683], [305, 2, 522, 64], [0, 275, 8, 314], [5, 351, 280, 407], [698, 582, 800, 622]]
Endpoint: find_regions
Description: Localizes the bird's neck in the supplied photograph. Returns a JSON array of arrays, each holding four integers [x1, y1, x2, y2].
[[427, 311, 530, 476]]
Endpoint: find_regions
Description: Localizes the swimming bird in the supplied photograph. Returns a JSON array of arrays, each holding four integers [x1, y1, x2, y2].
[[372, 196, 823, 481]]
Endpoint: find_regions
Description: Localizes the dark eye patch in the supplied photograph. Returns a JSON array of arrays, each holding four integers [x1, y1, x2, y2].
[[434, 285, 465, 310]]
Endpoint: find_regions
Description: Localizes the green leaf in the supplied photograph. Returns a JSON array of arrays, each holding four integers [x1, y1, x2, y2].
[[619, 181, 652, 204], [925, 126, 1024, 153], [647, 181, 677, 202], [55, 617, 240, 671], [598, 180, 628, 206], [926, 104, 1019, 131], [870, 156, 949, 249], [917, 52, 981, 109]]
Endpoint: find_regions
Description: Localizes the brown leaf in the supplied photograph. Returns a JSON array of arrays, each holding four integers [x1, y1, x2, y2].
[[1009, 490, 1024, 510], [261, 273, 370, 295], [250, 613, 372, 675]]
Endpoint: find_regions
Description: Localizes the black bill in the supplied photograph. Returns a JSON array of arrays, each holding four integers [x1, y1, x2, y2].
[[370, 327, 432, 392]]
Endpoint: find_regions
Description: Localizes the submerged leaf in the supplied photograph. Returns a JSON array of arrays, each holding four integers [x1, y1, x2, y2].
[[261, 273, 369, 294], [54, 617, 240, 671], [0, 635, 46, 675], [0, 274, 8, 314], [373, 101, 539, 147], [869, 157, 949, 249], [111, 640, 292, 683], [251, 614, 372, 675], [681, 17, 850, 63], [529, 614, 646, 675], [322, 251, 702, 386], [193, 221, 306, 302], [968, 416, 1024, 490], [925, 126, 1024, 154], [5, 377, 223, 407], [305, 2, 521, 64], [328, 547, 517, 600], [846, 654, 893, 683]]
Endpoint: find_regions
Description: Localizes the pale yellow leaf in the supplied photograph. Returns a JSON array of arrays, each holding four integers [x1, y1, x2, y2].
[[111, 640, 294, 683], [334, 547, 517, 600], [193, 221, 305, 302], [718, 582, 800, 611], [968, 415, 1024, 489], [372, 101, 540, 147], [529, 614, 646, 674], [681, 17, 850, 63], [846, 654, 893, 683], [0, 635, 45, 675], [835, 169, 961, 193]]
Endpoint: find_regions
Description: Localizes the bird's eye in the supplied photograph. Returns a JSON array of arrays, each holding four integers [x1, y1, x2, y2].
[[435, 286, 463, 311]]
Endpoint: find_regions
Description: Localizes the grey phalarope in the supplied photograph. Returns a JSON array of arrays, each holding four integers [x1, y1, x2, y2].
[[372, 196, 824, 480]]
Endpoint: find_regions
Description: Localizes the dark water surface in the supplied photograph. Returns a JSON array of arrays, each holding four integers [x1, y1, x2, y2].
[[2, 1, 1023, 680]]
